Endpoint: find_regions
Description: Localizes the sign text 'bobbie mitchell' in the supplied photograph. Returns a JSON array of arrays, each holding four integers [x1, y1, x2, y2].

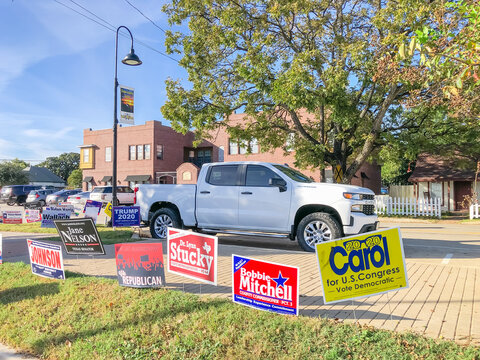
[[232, 255, 299, 316]]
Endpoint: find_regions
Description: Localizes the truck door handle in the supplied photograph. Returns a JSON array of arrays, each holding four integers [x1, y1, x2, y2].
[[200, 191, 210, 194], [241, 192, 252, 195]]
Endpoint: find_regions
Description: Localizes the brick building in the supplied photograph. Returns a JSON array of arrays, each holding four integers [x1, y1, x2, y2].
[[79, 119, 381, 193], [79, 120, 214, 191]]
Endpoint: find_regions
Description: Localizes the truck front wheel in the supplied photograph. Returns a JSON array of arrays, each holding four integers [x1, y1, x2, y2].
[[150, 208, 181, 239], [296, 212, 342, 252]]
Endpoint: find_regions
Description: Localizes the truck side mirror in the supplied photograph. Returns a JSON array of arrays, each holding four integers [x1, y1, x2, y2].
[[269, 178, 287, 192]]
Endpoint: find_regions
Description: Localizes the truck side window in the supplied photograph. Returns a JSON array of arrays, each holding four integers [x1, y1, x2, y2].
[[207, 165, 238, 186], [246, 165, 282, 187]]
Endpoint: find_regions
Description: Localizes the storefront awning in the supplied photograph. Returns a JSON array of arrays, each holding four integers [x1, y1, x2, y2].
[[100, 175, 112, 182], [83, 176, 93, 182], [124, 175, 151, 182]]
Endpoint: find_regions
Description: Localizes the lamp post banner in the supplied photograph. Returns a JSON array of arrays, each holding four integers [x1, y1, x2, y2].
[[315, 227, 409, 304], [232, 255, 299, 316], [120, 85, 134, 125], [115, 243, 165, 288], [167, 228, 218, 285], [27, 239, 65, 280]]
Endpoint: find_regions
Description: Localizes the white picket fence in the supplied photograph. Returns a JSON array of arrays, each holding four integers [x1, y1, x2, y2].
[[375, 196, 442, 218], [470, 204, 480, 219]]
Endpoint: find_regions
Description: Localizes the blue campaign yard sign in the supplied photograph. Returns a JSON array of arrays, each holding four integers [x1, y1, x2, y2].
[[112, 206, 141, 227]]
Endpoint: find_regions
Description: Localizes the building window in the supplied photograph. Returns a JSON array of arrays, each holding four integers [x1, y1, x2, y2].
[[137, 145, 143, 160], [250, 139, 259, 154], [286, 133, 294, 152], [229, 138, 258, 154], [105, 147, 111, 162], [229, 140, 238, 155], [239, 140, 248, 155], [219, 146, 224, 162], [129, 145, 136, 160], [83, 149, 89, 163], [157, 145, 164, 160], [144, 144, 150, 160]]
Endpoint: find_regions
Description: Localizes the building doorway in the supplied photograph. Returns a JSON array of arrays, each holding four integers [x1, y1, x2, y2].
[[454, 181, 471, 210]]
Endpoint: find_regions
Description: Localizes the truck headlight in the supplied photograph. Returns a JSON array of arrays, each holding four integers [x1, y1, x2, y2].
[[351, 204, 363, 212], [344, 192, 362, 200]]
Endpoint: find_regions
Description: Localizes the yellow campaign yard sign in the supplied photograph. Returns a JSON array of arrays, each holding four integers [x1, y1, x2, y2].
[[103, 202, 112, 218], [315, 227, 408, 304]]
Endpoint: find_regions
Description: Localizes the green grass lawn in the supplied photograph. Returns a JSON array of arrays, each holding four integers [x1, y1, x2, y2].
[[0, 222, 137, 245], [0, 262, 478, 360]]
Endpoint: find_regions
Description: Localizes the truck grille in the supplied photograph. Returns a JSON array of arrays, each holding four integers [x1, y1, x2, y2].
[[363, 194, 375, 200], [363, 204, 375, 215]]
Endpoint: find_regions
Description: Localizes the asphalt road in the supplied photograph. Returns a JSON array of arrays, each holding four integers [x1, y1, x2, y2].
[[2, 201, 480, 271]]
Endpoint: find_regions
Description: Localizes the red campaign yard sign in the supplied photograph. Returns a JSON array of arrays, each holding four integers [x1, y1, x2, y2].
[[115, 243, 165, 288], [3, 211, 23, 224], [232, 255, 299, 316], [168, 228, 218, 285]]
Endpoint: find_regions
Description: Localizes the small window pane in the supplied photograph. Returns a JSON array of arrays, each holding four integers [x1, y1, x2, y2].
[[83, 149, 89, 163], [229, 140, 238, 155], [204, 150, 211, 163], [218, 146, 224, 162], [144, 144, 150, 160], [137, 145, 143, 160], [105, 147, 111, 162], [250, 139, 258, 154], [129, 146, 136, 160], [157, 145, 163, 160], [207, 165, 238, 186], [239, 140, 248, 155]]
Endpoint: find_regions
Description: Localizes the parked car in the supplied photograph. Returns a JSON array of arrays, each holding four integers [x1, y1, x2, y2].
[[46, 189, 82, 205], [90, 186, 134, 205], [0, 185, 40, 205], [136, 161, 378, 252], [25, 189, 56, 207], [66, 191, 91, 207]]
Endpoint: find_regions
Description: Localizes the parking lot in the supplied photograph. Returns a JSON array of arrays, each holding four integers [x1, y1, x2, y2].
[[1, 203, 480, 345]]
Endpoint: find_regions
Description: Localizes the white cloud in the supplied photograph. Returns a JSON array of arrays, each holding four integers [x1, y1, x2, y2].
[[22, 126, 74, 139]]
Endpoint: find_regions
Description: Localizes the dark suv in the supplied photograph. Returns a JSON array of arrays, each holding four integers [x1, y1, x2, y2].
[[0, 185, 40, 205]]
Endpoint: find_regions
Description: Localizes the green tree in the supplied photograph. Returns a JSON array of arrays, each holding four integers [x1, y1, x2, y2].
[[400, 0, 480, 119], [38, 152, 80, 181], [0, 161, 29, 186], [67, 169, 83, 189], [161, 0, 449, 183]]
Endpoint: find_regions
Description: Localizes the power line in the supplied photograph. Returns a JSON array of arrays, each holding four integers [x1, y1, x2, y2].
[[52, 0, 179, 63], [67, 0, 116, 30], [53, 0, 115, 33], [122, 0, 166, 34]]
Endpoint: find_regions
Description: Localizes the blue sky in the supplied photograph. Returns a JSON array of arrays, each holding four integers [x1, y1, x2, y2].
[[0, 0, 185, 164]]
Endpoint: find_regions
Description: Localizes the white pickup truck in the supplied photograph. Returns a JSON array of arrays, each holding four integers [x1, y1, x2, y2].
[[135, 162, 378, 252]]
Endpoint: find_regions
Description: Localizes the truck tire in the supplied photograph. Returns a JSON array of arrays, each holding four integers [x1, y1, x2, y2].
[[150, 208, 181, 239], [296, 212, 342, 252]]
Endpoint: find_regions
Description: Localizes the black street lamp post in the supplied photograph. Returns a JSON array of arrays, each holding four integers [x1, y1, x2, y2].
[[112, 26, 142, 207]]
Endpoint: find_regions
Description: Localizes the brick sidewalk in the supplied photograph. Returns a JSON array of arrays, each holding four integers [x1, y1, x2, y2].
[[61, 238, 480, 346]]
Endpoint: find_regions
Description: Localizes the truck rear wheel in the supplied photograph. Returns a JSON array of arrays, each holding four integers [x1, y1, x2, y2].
[[150, 208, 181, 239], [297, 212, 341, 252]]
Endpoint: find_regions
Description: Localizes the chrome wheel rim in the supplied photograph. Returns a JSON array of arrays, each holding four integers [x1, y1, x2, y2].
[[303, 220, 332, 248], [154, 214, 173, 238]]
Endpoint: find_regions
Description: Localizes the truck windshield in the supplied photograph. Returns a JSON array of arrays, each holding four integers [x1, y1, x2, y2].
[[273, 165, 313, 183]]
